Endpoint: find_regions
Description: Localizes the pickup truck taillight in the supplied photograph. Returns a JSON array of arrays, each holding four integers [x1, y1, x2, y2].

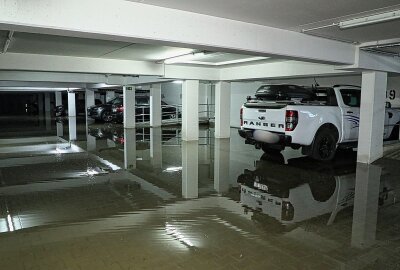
[[116, 106, 124, 113], [240, 107, 243, 126], [285, 110, 298, 131]]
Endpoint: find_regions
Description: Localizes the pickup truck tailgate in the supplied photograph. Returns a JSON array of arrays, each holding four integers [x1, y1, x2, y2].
[[242, 103, 286, 133]]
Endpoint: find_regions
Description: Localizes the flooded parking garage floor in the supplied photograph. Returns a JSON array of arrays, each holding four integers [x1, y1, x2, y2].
[[1, 116, 400, 270]]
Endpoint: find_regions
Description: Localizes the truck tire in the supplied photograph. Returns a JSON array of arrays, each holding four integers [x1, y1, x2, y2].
[[311, 129, 337, 161]]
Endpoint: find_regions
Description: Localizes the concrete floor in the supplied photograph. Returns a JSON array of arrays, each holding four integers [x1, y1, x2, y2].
[[0, 116, 400, 270]]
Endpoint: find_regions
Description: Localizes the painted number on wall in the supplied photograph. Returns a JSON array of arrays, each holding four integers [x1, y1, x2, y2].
[[387, 89, 396, 100]]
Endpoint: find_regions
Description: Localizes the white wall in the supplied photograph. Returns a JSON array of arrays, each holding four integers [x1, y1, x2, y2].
[[230, 82, 263, 128], [161, 82, 211, 117]]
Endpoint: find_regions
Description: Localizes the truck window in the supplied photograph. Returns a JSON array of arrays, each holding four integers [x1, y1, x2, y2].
[[313, 88, 338, 106], [340, 89, 361, 107]]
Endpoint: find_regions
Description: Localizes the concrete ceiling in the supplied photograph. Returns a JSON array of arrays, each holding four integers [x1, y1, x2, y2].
[[129, 0, 400, 43]]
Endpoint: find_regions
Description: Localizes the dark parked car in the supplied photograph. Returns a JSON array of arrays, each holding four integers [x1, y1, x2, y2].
[[87, 97, 121, 122], [56, 99, 102, 117], [111, 96, 180, 123]]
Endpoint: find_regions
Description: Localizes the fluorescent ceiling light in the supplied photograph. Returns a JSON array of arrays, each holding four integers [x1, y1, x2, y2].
[[339, 10, 400, 29], [164, 51, 205, 64], [172, 80, 183, 84]]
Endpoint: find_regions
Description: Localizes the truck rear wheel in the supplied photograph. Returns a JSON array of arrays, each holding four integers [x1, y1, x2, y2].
[[311, 129, 337, 161]]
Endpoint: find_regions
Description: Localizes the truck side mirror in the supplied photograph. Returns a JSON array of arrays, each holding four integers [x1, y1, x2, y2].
[[386, 102, 392, 108]]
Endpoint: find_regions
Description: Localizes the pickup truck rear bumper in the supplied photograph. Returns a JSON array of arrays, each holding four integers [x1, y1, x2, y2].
[[238, 129, 292, 145]]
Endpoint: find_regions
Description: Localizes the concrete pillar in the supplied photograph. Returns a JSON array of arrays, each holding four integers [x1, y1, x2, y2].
[[44, 92, 51, 112], [182, 80, 199, 141], [85, 89, 95, 109], [351, 163, 381, 248], [215, 82, 231, 138], [55, 92, 62, 106], [123, 86, 136, 128], [182, 141, 198, 199], [67, 92, 76, 117], [150, 84, 162, 127], [124, 128, 136, 170], [150, 127, 162, 169], [357, 71, 387, 164], [68, 116, 77, 141], [106, 91, 115, 102], [214, 139, 230, 193]]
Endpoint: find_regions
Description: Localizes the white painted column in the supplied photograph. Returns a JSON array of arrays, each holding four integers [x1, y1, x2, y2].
[[124, 128, 136, 170], [150, 127, 162, 169], [357, 71, 387, 164], [150, 84, 162, 127], [351, 163, 381, 248], [44, 92, 51, 112], [214, 139, 230, 193], [85, 89, 95, 109], [182, 80, 199, 141], [182, 141, 198, 199], [55, 91, 62, 106], [123, 86, 136, 128], [67, 92, 76, 117], [68, 116, 77, 141], [215, 82, 231, 138], [106, 91, 115, 102]]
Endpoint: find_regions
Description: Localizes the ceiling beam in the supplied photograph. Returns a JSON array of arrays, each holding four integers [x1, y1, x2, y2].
[[220, 60, 354, 81], [338, 49, 400, 74], [0, 0, 355, 65], [0, 53, 164, 76]]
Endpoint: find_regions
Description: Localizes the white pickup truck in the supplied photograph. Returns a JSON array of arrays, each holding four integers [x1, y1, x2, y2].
[[239, 84, 400, 161]]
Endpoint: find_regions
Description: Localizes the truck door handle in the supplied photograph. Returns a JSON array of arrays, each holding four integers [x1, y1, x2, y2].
[[347, 111, 353, 114]]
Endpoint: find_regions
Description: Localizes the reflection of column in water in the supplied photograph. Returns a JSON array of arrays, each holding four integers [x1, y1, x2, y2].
[[56, 121, 63, 137], [150, 127, 163, 169], [214, 139, 230, 193], [124, 128, 136, 170], [182, 141, 198, 199], [45, 92, 52, 131], [68, 117, 77, 141], [351, 163, 382, 248]]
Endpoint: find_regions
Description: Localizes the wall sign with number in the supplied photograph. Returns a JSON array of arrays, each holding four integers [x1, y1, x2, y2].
[[387, 89, 396, 100]]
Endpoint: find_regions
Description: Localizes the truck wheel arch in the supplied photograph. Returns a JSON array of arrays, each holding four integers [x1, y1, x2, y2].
[[315, 123, 339, 142]]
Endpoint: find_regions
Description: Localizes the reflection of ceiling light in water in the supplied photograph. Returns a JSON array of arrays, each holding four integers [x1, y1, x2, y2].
[[6, 214, 14, 232], [163, 166, 182, 172], [86, 169, 100, 176], [165, 222, 194, 248]]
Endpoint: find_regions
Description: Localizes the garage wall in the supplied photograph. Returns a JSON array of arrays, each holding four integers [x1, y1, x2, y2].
[[161, 82, 211, 118], [230, 82, 263, 128]]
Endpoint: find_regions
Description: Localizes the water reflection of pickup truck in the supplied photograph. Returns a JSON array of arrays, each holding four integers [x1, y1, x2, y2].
[[237, 152, 394, 226], [239, 84, 400, 161]]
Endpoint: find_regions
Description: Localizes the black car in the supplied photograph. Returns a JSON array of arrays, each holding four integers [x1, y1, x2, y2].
[[87, 97, 122, 122], [55, 99, 102, 117], [111, 96, 180, 123]]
